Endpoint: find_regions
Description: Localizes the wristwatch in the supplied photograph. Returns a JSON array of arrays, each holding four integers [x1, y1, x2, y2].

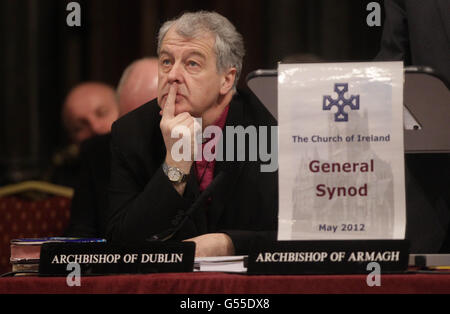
[[162, 162, 189, 184]]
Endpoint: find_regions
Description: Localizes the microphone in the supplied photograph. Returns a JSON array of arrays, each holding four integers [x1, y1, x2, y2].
[[148, 171, 227, 242]]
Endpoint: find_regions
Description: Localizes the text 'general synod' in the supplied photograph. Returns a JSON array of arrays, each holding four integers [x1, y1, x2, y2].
[[308, 159, 374, 200]]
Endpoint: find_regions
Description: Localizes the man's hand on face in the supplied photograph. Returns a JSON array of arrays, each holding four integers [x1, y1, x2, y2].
[[160, 84, 198, 193]]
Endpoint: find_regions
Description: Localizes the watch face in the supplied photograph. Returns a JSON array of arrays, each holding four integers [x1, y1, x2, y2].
[[167, 168, 181, 182]]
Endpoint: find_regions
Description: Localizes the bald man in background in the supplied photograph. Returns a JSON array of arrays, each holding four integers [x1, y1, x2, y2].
[[45, 82, 119, 188], [62, 82, 119, 145], [65, 58, 159, 237], [117, 58, 159, 117]]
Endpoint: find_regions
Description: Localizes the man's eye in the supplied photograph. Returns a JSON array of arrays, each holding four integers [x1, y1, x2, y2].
[[187, 61, 199, 67], [161, 59, 171, 66]]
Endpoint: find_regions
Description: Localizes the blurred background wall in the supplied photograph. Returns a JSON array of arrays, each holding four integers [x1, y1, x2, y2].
[[0, 0, 383, 185]]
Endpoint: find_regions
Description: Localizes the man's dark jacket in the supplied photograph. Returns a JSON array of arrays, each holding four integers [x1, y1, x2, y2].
[[106, 89, 278, 254]]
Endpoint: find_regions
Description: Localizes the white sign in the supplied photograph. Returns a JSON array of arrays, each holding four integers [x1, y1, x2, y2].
[[278, 62, 406, 240]]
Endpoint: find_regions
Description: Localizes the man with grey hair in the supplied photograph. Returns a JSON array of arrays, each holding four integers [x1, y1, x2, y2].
[[107, 11, 277, 257]]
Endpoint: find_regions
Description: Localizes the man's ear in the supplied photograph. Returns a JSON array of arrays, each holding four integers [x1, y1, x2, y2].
[[220, 68, 237, 95]]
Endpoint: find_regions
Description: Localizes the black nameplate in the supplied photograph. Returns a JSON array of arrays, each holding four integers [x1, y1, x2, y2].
[[39, 241, 195, 276], [247, 240, 409, 275]]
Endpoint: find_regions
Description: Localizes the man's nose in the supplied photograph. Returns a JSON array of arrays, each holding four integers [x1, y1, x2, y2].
[[167, 61, 183, 84]]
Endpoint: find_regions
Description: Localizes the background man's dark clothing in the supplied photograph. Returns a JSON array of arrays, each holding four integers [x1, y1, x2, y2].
[[377, 0, 450, 252], [405, 156, 450, 253], [376, 0, 450, 84], [107, 89, 278, 255], [65, 134, 111, 238]]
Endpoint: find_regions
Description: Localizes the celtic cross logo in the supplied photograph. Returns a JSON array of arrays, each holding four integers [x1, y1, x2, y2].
[[323, 83, 360, 122]]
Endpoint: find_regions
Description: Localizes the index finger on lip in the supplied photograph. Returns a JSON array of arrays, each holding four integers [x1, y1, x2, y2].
[[162, 84, 177, 118]]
